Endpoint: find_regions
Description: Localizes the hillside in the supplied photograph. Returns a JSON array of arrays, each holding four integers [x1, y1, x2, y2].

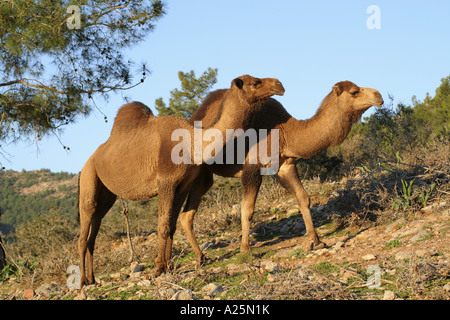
[[0, 158, 448, 300], [0, 169, 78, 234]]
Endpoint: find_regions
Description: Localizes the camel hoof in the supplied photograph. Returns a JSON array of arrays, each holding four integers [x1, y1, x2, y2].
[[80, 280, 96, 288], [302, 239, 326, 252], [154, 268, 165, 278], [313, 242, 326, 250]]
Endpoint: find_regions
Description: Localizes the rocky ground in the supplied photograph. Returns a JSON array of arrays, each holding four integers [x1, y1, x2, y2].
[[1, 177, 449, 300]]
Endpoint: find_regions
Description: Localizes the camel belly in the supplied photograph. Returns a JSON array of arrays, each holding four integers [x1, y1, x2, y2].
[[98, 164, 159, 201], [208, 163, 243, 178], [93, 140, 160, 201]]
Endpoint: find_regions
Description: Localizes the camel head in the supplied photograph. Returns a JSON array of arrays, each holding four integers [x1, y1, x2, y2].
[[332, 80, 384, 112], [231, 74, 285, 102]]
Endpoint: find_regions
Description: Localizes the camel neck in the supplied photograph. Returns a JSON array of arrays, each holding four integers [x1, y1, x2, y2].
[[188, 90, 261, 163], [282, 102, 353, 159], [208, 92, 255, 132]]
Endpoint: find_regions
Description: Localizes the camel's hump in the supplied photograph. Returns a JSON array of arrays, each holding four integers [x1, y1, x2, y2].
[[111, 101, 154, 134]]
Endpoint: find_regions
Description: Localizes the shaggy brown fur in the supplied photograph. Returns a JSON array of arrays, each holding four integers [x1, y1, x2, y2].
[[77, 75, 284, 286], [181, 81, 383, 263]]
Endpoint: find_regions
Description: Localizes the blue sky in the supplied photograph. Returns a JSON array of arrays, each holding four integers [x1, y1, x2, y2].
[[2, 0, 450, 173]]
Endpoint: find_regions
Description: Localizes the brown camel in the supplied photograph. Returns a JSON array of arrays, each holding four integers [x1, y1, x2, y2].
[[77, 75, 285, 285], [180, 80, 384, 263]]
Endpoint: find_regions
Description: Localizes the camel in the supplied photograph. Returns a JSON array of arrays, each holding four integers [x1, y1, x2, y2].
[[180, 80, 384, 264], [77, 75, 285, 285]]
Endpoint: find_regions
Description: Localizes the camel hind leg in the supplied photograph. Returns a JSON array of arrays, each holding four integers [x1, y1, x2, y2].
[[180, 168, 214, 264], [240, 166, 262, 254], [162, 188, 189, 269], [78, 162, 117, 286]]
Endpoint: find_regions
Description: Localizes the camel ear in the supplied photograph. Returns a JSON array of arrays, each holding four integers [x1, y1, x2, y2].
[[233, 78, 244, 89], [333, 84, 344, 96]]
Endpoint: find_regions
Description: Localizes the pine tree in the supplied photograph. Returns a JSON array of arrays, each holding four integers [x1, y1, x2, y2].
[[155, 68, 218, 119], [412, 75, 450, 138], [0, 0, 165, 146]]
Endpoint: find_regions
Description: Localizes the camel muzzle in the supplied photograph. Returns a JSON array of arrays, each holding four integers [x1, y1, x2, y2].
[[369, 91, 384, 107], [272, 81, 285, 96]]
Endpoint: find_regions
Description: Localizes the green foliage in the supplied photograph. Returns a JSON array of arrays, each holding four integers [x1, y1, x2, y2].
[[0, 0, 165, 144], [9, 209, 78, 258], [412, 75, 450, 138], [296, 150, 344, 181], [417, 183, 436, 207], [312, 262, 339, 276], [0, 258, 38, 282], [392, 178, 437, 212], [155, 68, 218, 119], [384, 239, 402, 249], [362, 102, 430, 160], [0, 261, 21, 281], [0, 169, 78, 233]]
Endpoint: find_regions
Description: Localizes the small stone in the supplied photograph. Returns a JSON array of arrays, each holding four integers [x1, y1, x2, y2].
[[410, 229, 431, 242], [386, 218, 407, 231], [170, 289, 193, 300], [131, 264, 145, 273], [130, 271, 142, 279], [420, 205, 433, 214], [383, 290, 396, 300], [227, 263, 249, 274], [280, 224, 290, 234], [395, 251, 412, 261], [334, 241, 345, 249], [443, 283, 450, 292], [200, 242, 213, 251], [203, 283, 223, 297], [260, 260, 279, 272], [415, 249, 430, 257], [362, 254, 376, 261], [110, 272, 121, 279], [287, 208, 299, 215], [386, 269, 396, 276], [293, 222, 305, 233], [317, 248, 329, 256], [24, 289, 35, 300], [267, 274, 275, 282], [137, 279, 152, 287], [73, 290, 87, 300], [159, 288, 177, 299]]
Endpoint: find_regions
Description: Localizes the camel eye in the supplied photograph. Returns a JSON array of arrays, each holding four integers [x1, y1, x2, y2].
[[350, 90, 359, 96], [252, 80, 262, 88]]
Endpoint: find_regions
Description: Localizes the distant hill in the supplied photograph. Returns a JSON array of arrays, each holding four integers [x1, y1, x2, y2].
[[0, 169, 78, 235]]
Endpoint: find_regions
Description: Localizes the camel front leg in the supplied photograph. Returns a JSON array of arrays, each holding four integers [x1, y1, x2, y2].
[[277, 159, 325, 250], [154, 181, 176, 277], [78, 217, 91, 287], [240, 167, 262, 254]]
